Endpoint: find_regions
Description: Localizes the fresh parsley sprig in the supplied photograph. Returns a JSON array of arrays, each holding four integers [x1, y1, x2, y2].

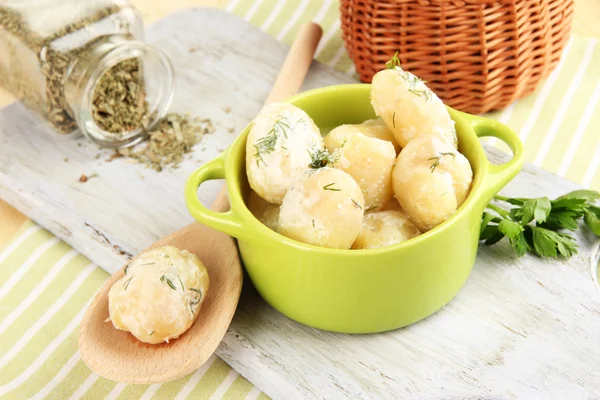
[[480, 189, 600, 259]]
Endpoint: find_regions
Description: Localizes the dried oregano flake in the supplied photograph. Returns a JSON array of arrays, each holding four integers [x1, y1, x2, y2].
[[108, 113, 216, 172], [92, 58, 149, 134]]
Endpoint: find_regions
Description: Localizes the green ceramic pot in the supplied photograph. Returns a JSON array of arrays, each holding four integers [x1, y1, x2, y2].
[[185, 84, 524, 334]]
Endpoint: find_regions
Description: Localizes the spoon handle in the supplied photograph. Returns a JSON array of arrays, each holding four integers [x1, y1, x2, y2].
[[211, 22, 323, 213], [264, 22, 323, 105]]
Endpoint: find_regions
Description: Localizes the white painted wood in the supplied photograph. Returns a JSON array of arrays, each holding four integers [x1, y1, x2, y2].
[[0, 8, 599, 399]]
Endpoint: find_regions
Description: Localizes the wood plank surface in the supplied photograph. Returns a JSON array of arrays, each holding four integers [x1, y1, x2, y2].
[[0, 9, 599, 399]]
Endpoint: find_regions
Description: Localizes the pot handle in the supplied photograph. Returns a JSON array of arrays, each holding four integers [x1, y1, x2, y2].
[[184, 152, 248, 239], [460, 112, 525, 201]]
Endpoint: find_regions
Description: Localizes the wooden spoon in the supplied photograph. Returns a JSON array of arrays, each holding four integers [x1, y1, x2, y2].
[[78, 22, 323, 384]]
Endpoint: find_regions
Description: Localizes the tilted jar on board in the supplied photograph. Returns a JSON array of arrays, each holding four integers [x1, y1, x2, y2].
[[0, 0, 174, 147]]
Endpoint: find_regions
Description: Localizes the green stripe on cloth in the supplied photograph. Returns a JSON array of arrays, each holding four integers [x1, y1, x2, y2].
[[222, 373, 255, 399], [1, 1, 599, 399]]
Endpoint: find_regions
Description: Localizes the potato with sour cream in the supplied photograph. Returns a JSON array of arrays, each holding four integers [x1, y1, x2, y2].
[[352, 210, 421, 249], [247, 189, 280, 232], [279, 167, 364, 249], [108, 246, 209, 344], [371, 61, 457, 148], [246, 103, 324, 204], [331, 118, 400, 154], [324, 125, 396, 211], [392, 135, 473, 231]]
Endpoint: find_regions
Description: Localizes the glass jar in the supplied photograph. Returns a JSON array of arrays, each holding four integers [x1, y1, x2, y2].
[[0, 0, 174, 147]]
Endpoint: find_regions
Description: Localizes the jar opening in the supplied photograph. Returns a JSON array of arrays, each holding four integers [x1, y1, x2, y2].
[[76, 40, 174, 148]]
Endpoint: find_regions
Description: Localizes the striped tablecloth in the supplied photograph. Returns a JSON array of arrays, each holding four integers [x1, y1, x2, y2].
[[1, 1, 599, 398]]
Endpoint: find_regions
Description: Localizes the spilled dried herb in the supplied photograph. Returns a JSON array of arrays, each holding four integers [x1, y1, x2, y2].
[[109, 113, 215, 171]]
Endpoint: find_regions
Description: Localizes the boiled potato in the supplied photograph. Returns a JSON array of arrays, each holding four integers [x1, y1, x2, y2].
[[279, 167, 364, 249], [352, 210, 421, 249], [330, 118, 400, 154], [246, 103, 324, 204], [247, 190, 280, 232], [324, 125, 396, 211], [108, 246, 209, 344], [392, 135, 473, 231], [371, 67, 457, 148]]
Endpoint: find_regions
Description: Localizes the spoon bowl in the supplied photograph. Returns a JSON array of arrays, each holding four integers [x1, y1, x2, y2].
[[78, 222, 241, 383]]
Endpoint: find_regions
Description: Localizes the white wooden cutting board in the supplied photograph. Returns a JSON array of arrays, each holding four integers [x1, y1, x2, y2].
[[1, 9, 599, 399]]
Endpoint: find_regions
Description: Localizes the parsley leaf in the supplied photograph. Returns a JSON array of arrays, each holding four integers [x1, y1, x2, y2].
[[533, 197, 551, 223], [498, 220, 529, 256], [584, 206, 600, 236], [555, 189, 600, 202], [480, 212, 500, 236], [543, 210, 581, 231], [508, 197, 551, 224], [530, 226, 578, 258], [498, 219, 523, 238], [481, 224, 502, 242], [485, 230, 505, 246]]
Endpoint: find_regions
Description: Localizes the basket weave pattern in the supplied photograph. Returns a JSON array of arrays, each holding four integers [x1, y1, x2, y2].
[[340, 0, 574, 114]]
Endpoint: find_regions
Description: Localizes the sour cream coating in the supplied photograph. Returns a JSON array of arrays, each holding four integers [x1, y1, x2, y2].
[[108, 246, 210, 344], [352, 210, 421, 249], [324, 125, 396, 211], [246, 103, 324, 204], [279, 167, 364, 249], [371, 67, 457, 148], [247, 190, 281, 232], [392, 135, 473, 231]]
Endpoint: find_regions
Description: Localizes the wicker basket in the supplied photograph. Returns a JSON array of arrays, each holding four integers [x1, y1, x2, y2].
[[340, 0, 574, 114]]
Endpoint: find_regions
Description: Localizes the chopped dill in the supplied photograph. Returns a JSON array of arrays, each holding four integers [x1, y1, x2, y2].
[[160, 274, 178, 291], [177, 275, 185, 291], [124, 263, 131, 275], [312, 219, 316, 228], [189, 288, 203, 315], [403, 72, 432, 102], [428, 152, 456, 173], [386, 51, 401, 69], [365, 205, 378, 212], [308, 147, 338, 169], [351, 199, 362, 209], [149, 330, 155, 336], [392, 112, 396, 128], [385, 52, 431, 101], [323, 183, 341, 191], [123, 276, 133, 290], [254, 115, 292, 167]]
